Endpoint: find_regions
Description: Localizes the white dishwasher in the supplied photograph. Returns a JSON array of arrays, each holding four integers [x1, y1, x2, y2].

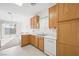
[[44, 38, 56, 56]]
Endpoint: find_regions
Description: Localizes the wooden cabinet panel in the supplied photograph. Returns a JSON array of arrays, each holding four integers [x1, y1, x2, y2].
[[58, 20, 79, 46], [31, 16, 39, 29], [34, 37, 39, 47], [58, 3, 64, 21], [57, 3, 79, 56], [57, 19, 79, 55], [30, 35, 44, 51], [30, 35, 39, 48], [38, 37, 44, 51], [21, 35, 44, 52], [49, 4, 58, 28], [30, 35, 35, 45], [31, 18, 33, 29], [59, 3, 79, 21], [57, 42, 79, 56], [21, 35, 30, 47]]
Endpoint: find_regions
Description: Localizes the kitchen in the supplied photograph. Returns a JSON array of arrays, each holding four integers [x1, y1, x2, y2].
[[0, 3, 57, 56], [21, 3, 57, 56], [0, 3, 79, 56]]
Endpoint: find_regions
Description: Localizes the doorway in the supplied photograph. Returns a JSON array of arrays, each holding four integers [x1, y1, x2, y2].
[[0, 23, 20, 51]]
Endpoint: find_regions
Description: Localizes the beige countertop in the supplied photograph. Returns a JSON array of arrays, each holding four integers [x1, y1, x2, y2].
[[21, 32, 56, 40]]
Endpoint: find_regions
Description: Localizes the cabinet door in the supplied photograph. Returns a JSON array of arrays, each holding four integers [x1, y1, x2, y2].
[[33, 16, 37, 28], [49, 4, 58, 28], [38, 37, 44, 51], [21, 35, 30, 47], [34, 37, 39, 47], [58, 20, 79, 46], [35, 16, 39, 29], [57, 20, 79, 56], [56, 42, 79, 56], [31, 16, 39, 29], [59, 3, 79, 21], [31, 18, 32, 28], [30, 35, 35, 45]]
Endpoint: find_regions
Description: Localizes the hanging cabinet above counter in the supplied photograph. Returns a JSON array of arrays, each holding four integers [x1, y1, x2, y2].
[[31, 16, 39, 29]]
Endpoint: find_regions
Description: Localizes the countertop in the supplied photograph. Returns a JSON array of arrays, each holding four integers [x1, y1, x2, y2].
[[21, 32, 56, 40]]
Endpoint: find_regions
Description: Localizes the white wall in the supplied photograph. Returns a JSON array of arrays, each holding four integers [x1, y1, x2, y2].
[[21, 19, 31, 33], [0, 10, 26, 22], [38, 9, 48, 18], [16, 22, 22, 34], [0, 21, 2, 39], [0, 9, 30, 34]]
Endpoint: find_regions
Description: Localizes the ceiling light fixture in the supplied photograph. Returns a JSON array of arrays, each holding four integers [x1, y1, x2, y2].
[[15, 3, 23, 6]]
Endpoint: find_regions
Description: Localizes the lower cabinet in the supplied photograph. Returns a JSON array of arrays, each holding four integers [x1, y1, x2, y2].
[[30, 36, 44, 51], [21, 35, 44, 51], [57, 20, 79, 56], [34, 36, 39, 48], [38, 37, 44, 51], [56, 42, 79, 56], [30, 35, 35, 45], [21, 35, 30, 47]]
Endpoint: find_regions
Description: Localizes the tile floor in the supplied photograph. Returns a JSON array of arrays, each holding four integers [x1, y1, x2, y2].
[[0, 35, 46, 56], [0, 45, 46, 56]]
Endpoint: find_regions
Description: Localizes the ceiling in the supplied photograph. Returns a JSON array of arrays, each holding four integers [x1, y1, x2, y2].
[[0, 3, 56, 22], [0, 3, 55, 16]]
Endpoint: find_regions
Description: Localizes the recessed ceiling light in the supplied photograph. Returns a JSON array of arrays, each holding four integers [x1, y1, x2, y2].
[[15, 3, 23, 6]]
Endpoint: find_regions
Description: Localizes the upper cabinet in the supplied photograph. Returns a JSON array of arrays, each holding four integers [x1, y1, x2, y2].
[[49, 4, 58, 29], [59, 3, 79, 22], [31, 16, 39, 29]]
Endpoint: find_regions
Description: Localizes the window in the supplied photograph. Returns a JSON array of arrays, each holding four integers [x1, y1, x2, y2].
[[3, 23, 16, 35], [40, 16, 48, 30]]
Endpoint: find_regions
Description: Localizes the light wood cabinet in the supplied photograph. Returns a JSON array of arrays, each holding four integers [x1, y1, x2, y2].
[[21, 35, 39, 47], [49, 4, 58, 28], [30, 35, 44, 51], [30, 35, 35, 45], [21, 35, 30, 47], [31, 16, 39, 29], [57, 19, 79, 56], [38, 37, 44, 51], [34, 36, 39, 48], [57, 42, 79, 56], [59, 3, 79, 22], [58, 21, 78, 46], [57, 3, 79, 56]]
